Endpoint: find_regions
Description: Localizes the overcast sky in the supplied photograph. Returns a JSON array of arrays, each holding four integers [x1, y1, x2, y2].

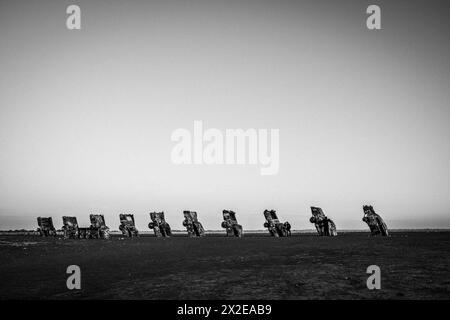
[[0, 0, 449, 231]]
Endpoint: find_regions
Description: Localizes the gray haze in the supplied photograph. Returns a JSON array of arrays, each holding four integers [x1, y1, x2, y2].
[[0, 0, 449, 231]]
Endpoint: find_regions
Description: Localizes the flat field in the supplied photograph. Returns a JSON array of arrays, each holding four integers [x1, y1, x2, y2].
[[0, 232, 449, 299]]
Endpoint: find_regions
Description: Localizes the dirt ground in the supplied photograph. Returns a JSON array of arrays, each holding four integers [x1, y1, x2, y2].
[[0, 232, 449, 299]]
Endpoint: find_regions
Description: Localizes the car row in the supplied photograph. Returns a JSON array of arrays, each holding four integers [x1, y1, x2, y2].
[[36, 205, 389, 239]]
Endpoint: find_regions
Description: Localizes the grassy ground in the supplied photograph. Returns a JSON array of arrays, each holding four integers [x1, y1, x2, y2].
[[0, 232, 449, 299]]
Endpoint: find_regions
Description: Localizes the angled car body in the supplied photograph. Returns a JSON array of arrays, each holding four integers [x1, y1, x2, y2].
[[221, 210, 243, 237], [148, 211, 172, 237], [119, 214, 139, 237], [182, 211, 205, 237], [362, 205, 389, 236], [309, 207, 337, 236], [89, 214, 110, 239], [263, 210, 291, 237], [37, 217, 57, 237], [62, 216, 80, 239]]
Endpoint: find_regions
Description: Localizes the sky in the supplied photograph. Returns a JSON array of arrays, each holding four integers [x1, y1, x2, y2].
[[0, 0, 449, 231]]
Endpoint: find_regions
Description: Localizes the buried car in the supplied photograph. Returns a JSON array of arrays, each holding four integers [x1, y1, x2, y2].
[[62, 216, 95, 239], [62, 216, 81, 239], [309, 207, 337, 236], [263, 210, 291, 237], [221, 210, 243, 237], [62, 216, 79, 239], [37, 217, 57, 237], [148, 211, 172, 237], [89, 214, 110, 239], [362, 205, 389, 236], [182, 211, 205, 237], [119, 214, 139, 237]]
